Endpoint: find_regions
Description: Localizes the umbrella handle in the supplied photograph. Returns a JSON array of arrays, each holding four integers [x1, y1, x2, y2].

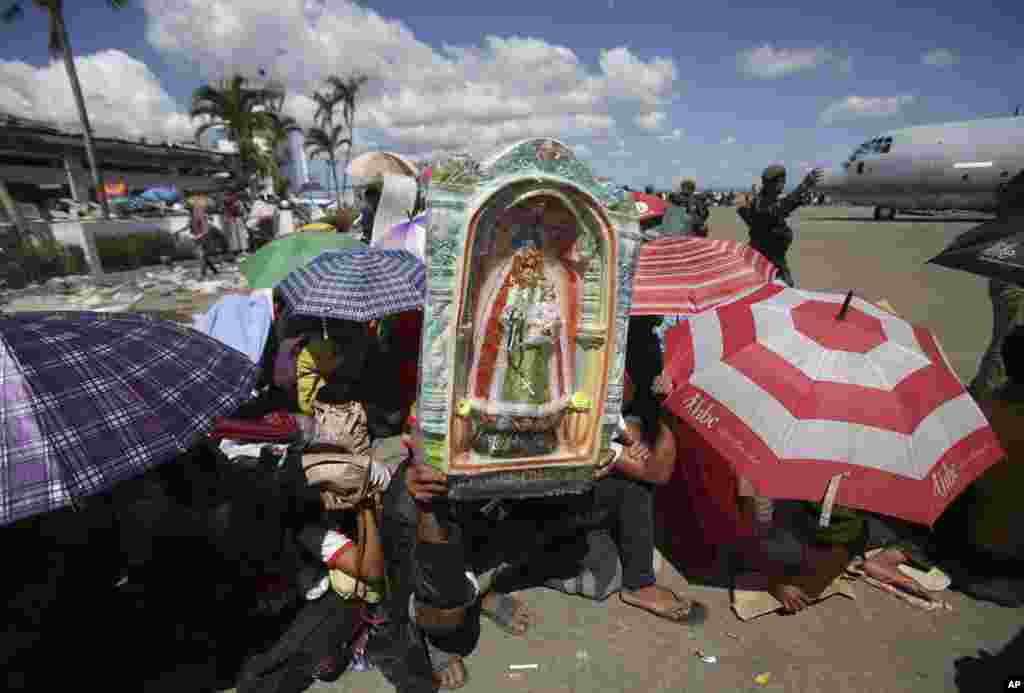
[[836, 290, 854, 321]]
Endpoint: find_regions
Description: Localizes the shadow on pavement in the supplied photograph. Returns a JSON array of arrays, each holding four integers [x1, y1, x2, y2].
[[955, 625, 1024, 692]]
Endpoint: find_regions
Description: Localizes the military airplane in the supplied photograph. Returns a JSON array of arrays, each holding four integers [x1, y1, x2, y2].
[[817, 114, 1024, 220]]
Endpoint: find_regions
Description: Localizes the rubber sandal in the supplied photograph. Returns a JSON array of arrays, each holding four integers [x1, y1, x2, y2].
[[621, 588, 708, 625]]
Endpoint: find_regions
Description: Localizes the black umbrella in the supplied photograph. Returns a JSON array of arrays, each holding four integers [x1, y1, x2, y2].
[[928, 216, 1024, 285]]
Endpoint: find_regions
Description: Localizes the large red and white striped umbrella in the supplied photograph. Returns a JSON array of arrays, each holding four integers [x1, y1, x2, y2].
[[631, 237, 778, 316], [661, 283, 1004, 526]]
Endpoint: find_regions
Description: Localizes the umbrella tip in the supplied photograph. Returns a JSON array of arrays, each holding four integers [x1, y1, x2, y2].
[[836, 290, 854, 320]]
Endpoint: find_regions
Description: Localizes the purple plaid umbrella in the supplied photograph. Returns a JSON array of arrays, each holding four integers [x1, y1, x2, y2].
[[278, 248, 426, 322], [0, 312, 258, 525]]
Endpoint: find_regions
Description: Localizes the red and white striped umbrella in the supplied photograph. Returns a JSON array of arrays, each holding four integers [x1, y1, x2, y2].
[[630, 237, 778, 316], [661, 283, 1004, 526]]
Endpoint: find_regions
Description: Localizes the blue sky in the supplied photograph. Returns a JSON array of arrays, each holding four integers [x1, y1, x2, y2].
[[2, 0, 1022, 189]]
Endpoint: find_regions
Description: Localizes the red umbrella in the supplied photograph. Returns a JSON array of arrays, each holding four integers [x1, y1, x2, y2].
[[660, 283, 1004, 526], [631, 237, 778, 316], [631, 191, 669, 221]]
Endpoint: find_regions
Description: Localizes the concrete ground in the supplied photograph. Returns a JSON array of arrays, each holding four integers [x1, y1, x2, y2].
[[296, 206, 1020, 693]]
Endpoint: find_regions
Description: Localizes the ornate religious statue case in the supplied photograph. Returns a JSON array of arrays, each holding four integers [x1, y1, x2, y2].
[[415, 138, 643, 500]]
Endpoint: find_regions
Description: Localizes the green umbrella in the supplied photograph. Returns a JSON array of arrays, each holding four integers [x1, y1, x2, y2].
[[240, 232, 366, 288]]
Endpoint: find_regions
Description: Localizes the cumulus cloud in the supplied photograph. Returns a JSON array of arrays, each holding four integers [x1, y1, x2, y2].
[[658, 128, 684, 142], [737, 44, 833, 79], [141, 0, 678, 155], [922, 48, 958, 67], [0, 49, 193, 142], [634, 111, 666, 131], [819, 94, 915, 124]]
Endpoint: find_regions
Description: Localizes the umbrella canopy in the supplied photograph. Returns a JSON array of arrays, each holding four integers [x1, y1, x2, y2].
[[278, 248, 426, 322], [660, 283, 1004, 526], [632, 191, 669, 221], [928, 216, 1024, 285], [0, 312, 258, 525], [349, 151, 418, 178], [241, 232, 365, 288], [373, 210, 428, 261], [631, 237, 779, 316]]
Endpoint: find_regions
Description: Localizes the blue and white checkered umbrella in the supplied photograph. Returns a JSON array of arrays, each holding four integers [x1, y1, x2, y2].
[[0, 312, 259, 526], [278, 248, 426, 322]]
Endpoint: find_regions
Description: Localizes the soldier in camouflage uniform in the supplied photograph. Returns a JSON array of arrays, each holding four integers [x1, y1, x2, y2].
[[969, 171, 1024, 400], [669, 179, 710, 237], [738, 165, 823, 287]]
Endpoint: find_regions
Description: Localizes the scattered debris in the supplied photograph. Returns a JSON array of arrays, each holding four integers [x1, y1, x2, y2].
[[754, 672, 771, 686], [508, 664, 539, 671], [694, 650, 717, 664], [726, 632, 740, 640]]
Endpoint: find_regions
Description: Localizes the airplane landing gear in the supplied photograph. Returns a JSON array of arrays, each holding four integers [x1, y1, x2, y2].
[[873, 206, 898, 221]]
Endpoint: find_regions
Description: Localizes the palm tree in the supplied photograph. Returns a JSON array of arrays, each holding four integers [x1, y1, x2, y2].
[[4, 0, 129, 220], [324, 75, 368, 201], [189, 75, 278, 194], [305, 124, 350, 212]]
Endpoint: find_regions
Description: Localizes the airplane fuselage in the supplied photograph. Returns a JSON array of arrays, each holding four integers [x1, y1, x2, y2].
[[818, 116, 1024, 218]]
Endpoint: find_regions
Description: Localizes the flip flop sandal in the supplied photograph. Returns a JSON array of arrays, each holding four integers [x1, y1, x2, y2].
[[621, 589, 708, 626], [481, 593, 531, 636], [897, 564, 951, 592]]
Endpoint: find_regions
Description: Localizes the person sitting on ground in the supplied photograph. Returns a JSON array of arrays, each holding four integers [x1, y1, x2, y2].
[[732, 498, 934, 613], [955, 325, 1024, 605], [236, 452, 390, 693]]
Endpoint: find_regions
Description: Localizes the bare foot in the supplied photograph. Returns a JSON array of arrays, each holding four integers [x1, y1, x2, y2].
[[433, 655, 468, 690], [863, 550, 932, 599], [620, 584, 701, 623], [481, 592, 533, 636], [770, 583, 811, 613]]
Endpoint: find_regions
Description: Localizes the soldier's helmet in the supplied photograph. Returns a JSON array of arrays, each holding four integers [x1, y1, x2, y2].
[[761, 165, 787, 183], [679, 178, 697, 193]]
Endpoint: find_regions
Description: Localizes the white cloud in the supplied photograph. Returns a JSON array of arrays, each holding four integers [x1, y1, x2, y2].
[[0, 49, 193, 142], [722, 135, 737, 145], [634, 111, 666, 131], [141, 1, 678, 155], [819, 94, 915, 124], [658, 128, 684, 142], [737, 44, 832, 79], [922, 48, 958, 67]]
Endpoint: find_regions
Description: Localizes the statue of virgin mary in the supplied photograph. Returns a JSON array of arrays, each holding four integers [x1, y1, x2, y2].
[[465, 197, 584, 458]]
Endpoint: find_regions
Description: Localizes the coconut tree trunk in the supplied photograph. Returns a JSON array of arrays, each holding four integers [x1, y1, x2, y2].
[[53, 9, 109, 219], [0, 178, 29, 242]]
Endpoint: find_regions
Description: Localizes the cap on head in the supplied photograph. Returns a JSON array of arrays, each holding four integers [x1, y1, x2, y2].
[[679, 179, 697, 193], [762, 165, 787, 183]]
